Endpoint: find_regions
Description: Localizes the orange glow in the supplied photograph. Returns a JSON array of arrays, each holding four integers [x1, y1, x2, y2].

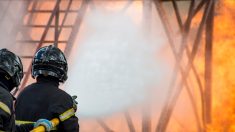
[[208, 0, 235, 131], [10, 0, 235, 131]]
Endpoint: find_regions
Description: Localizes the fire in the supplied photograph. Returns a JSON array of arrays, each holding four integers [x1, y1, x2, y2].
[[10, 0, 235, 131], [208, 0, 235, 131]]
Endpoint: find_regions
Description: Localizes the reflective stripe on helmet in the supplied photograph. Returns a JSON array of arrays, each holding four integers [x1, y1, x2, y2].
[[0, 101, 11, 115]]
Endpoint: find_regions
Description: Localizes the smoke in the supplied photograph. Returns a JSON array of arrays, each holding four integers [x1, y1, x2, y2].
[[0, 1, 25, 53], [65, 9, 170, 118]]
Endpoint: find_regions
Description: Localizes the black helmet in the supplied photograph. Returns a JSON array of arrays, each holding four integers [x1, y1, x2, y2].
[[0, 48, 24, 88], [32, 45, 68, 82]]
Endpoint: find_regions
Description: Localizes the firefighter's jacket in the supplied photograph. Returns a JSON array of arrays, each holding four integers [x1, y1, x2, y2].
[[0, 82, 15, 132], [15, 77, 79, 132]]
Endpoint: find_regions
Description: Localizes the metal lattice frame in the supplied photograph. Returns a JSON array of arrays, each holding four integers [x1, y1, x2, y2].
[[18, 0, 90, 91], [154, 0, 214, 131], [0, 0, 215, 131]]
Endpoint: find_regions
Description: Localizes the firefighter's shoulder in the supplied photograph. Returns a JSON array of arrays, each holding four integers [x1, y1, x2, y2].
[[52, 88, 74, 104], [0, 87, 13, 115], [16, 83, 37, 98]]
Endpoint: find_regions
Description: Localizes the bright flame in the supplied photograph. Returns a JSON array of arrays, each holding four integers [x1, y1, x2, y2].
[[6, 0, 234, 131]]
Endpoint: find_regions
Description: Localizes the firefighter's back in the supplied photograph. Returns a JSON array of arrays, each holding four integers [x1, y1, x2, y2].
[[16, 45, 79, 132], [15, 76, 78, 132]]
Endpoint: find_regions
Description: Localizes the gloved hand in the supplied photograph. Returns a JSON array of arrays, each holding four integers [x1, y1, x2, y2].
[[34, 119, 53, 132], [72, 95, 78, 112]]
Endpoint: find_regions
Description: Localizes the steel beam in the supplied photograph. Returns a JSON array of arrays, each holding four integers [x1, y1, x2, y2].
[[64, 0, 90, 57], [204, 0, 214, 124], [17, 40, 67, 43], [54, 0, 60, 47], [124, 111, 136, 132], [154, 0, 213, 131], [168, 0, 206, 129], [153, 1, 200, 131], [28, 10, 78, 13], [24, 25, 73, 28], [142, 1, 152, 132], [96, 119, 114, 132], [171, 0, 183, 30]]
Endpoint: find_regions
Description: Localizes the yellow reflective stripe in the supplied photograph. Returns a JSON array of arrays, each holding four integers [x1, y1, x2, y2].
[[59, 108, 75, 122], [0, 101, 11, 115], [16, 120, 57, 130], [51, 127, 57, 131], [0, 130, 5, 132], [16, 120, 34, 125]]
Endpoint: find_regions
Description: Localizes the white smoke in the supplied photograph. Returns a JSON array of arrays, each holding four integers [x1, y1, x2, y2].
[[0, 1, 25, 52], [65, 9, 169, 118]]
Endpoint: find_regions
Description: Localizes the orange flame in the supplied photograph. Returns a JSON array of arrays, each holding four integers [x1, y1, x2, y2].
[[208, 0, 235, 131]]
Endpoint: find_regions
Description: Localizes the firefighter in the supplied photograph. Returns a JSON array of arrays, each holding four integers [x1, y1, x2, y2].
[[0, 48, 53, 132], [15, 45, 79, 132], [0, 48, 24, 131]]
